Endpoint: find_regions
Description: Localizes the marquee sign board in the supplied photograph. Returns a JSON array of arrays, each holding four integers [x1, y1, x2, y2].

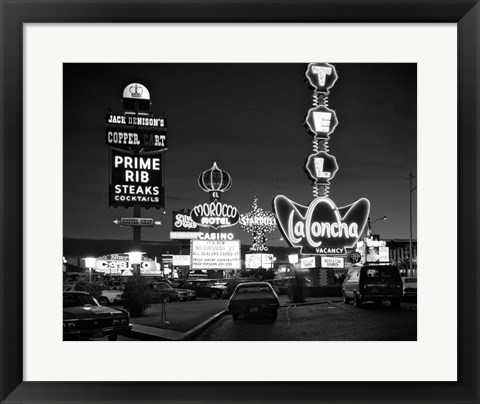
[[190, 240, 241, 270], [109, 149, 164, 209], [273, 195, 370, 255], [245, 253, 274, 269], [118, 217, 155, 227], [172, 255, 191, 266], [321, 256, 345, 269], [169, 231, 201, 240], [300, 256, 316, 269], [105, 113, 168, 151]]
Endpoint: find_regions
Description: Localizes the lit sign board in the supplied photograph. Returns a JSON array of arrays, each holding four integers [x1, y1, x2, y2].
[[95, 259, 128, 275], [245, 253, 274, 269], [190, 240, 241, 270], [172, 255, 191, 266], [273, 195, 370, 255], [109, 149, 164, 209], [198, 232, 235, 241], [170, 232, 200, 240], [367, 246, 390, 263], [288, 254, 299, 264], [105, 113, 168, 151], [305, 63, 338, 92], [119, 217, 154, 227], [320, 256, 345, 269], [300, 256, 316, 269], [304, 151, 339, 185], [191, 201, 239, 229], [95, 254, 158, 275], [106, 114, 166, 128], [172, 209, 198, 231], [304, 105, 338, 139]]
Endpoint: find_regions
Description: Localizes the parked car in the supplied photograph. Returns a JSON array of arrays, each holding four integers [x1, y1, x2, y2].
[[148, 282, 193, 302], [176, 279, 228, 299], [228, 282, 280, 321], [402, 277, 417, 299], [342, 265, 403, 308], [63, 291, 131, 341], [98, 288, 124, 306]]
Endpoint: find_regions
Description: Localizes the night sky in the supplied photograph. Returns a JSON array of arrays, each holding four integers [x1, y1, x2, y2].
[[63, 63, 416, 246]]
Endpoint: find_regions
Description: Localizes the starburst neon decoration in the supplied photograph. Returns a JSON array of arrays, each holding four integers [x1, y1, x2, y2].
[[239, 197, 277, 251]]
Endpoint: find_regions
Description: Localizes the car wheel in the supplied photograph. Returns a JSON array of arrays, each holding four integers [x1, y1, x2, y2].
[[210, 292, 219, 300], [232, 313, 239, 320], [108, 334, 118, 341], [343, 292, 350, 304], [162, 294, 172, 303], [353, 293, 362, 308], [99, 297, 109, 306], [391, 299, 401, 308], [271, 311, 278, 321]]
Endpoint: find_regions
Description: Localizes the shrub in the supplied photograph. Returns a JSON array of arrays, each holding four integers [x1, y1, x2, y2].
[[73, 279, 103, 300], [288, 272, 307, 303], [122, 275, 152, 317]]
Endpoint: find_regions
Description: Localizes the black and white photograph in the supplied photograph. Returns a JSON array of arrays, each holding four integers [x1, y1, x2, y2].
[[63, 63, 417, 342]]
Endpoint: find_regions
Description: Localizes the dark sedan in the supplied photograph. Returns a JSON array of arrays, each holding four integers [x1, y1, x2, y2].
[[63, 291, 131, 341], [228, 282, 280, 321]]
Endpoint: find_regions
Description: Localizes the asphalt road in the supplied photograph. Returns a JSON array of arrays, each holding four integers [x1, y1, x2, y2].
[[192, 301, 417, 341]]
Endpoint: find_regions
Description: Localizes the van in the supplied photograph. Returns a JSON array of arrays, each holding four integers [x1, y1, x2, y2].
[[342, 265, 403, 308]]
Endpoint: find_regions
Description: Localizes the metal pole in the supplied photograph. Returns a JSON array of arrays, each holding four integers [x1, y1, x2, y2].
[[408, 173, 416, 277], [89, 267, 92, 283]]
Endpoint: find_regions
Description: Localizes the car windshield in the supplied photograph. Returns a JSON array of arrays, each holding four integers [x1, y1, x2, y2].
[[236, 285, 273, 294], [63, 293, 98, 307]]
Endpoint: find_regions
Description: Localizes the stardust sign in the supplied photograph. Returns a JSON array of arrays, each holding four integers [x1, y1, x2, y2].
[[273, 195, 370, 255], [109, 149, 164, 208], [190, 240, 241, 270]]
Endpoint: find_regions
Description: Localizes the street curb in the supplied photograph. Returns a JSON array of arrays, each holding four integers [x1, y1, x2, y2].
[[125, 300, 343, 340], [182, 310, 228, 340], [280, 299, 343, 308]]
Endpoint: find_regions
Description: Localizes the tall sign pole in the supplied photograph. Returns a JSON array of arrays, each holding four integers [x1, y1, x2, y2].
[[273, 63, 370, 262], [106, 83, 168, 274]]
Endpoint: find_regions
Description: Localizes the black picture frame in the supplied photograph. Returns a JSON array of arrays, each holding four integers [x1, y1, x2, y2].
[[1, 1, 478, 403]]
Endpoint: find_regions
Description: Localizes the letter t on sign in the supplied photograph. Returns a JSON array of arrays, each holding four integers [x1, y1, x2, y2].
[[312, 66, 332, 87]]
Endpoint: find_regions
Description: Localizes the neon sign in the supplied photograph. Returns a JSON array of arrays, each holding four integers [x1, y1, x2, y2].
[[191, 201, 239, 229], [304, 151, 338, 185], [240, 197, 278, 252], [305, 105, 338, 139], [273, 63, 370, 256], [274, 195, 369, 254]]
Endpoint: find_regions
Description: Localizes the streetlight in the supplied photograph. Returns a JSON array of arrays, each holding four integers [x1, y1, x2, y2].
[[368, 216, 387, 236], [84, 257, 96, 283], [126, 251, 144, 276]]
